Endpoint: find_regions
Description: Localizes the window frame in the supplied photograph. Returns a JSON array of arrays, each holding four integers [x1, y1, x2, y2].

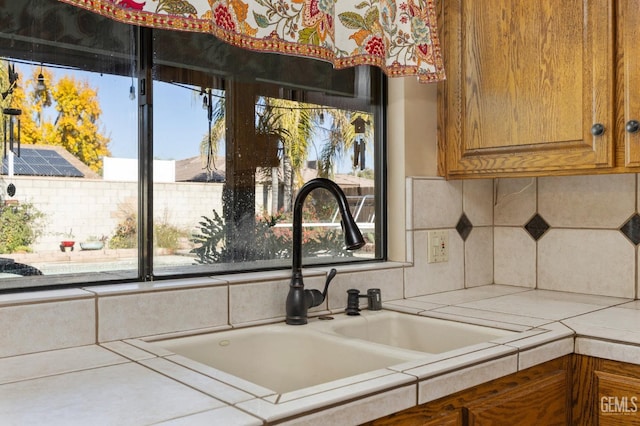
[[0, 8, 387, 292]]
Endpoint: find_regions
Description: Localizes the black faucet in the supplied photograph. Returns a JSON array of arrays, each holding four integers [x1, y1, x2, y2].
[[285, 178, 366, 325]]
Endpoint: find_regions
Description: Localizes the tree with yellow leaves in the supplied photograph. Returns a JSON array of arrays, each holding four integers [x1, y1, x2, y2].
[[1, 63, 111, 173]]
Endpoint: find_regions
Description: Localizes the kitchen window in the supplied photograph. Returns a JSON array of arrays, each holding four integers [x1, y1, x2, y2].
[[0, 0, 385, 291]]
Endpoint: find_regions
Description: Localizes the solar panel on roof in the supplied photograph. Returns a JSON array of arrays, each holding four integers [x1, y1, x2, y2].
[[38, 150, 59, 158], [48, 158, 68, 166], [1, 148, 84, 177]]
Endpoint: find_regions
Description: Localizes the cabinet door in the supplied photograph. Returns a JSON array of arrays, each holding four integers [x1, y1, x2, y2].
[[618, 0, 640, 167], [574, 355, 640, 425], [367, 357, 571, 425], [466, 371, 568, 425], [438, 0, 615, 178], [597, 371, 640, 425], [365, 409, 462, 426]]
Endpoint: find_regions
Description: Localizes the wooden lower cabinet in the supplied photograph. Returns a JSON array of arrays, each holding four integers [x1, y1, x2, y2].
[[366, 355, 640, 425], [364, 356, 571, 425], [466, 371, 568, 425], [573, 355, 640, 425]]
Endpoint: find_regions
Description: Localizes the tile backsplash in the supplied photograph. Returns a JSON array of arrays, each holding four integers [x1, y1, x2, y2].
[[405, 177, 493, 297], [0, 264, 408, 357], [407, 174, 640, 300], [2, 173, 638, 358]]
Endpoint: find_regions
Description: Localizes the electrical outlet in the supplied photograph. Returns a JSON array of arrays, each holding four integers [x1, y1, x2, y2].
[[427, 230, 449, 263]]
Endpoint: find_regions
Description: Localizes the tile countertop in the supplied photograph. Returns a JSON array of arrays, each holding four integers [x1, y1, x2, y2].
[[1, 285, 638, 425]]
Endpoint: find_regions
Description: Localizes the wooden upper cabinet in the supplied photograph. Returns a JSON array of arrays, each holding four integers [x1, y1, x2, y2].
[[438, 0, 616, 178], [619, 0, 640, 167]]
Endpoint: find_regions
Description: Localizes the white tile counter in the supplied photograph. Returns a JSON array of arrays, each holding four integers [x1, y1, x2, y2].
[[0, 285, 636, 425]]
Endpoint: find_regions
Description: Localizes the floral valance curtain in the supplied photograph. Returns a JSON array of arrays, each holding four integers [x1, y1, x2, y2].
[[59, 0, 445, 83]]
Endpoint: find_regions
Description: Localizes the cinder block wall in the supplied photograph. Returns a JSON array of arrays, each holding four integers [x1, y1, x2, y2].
[[2, 176, 268, 253]]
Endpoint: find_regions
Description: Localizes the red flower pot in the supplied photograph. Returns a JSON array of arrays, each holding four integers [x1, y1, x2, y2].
[[60, 241, 75, 252]]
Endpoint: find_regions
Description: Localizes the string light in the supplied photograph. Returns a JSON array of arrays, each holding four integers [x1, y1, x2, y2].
[[36, 66, 46, 92], [168, 81, 363, 114]]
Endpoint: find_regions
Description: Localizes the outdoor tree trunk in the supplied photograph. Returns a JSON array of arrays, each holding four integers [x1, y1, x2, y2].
[[283, 154, 293, 212], [271, 166, 279, 215]]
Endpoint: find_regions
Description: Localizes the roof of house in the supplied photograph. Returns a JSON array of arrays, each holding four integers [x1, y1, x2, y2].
[[299, 167, 374, 188], [1, 144, 100, 179], [175, 156, 374, 188], [175, 156, 226, 182]]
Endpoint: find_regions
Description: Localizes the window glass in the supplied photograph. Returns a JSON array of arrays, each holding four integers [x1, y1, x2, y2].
[[152, 29, 383, 275], [0, 0, 384, 290], [0, 1, 138, 289]]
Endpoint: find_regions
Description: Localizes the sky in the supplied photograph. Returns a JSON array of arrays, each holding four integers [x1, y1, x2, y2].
[[83, 73, 208, 161], [17, 64, 371, 173]]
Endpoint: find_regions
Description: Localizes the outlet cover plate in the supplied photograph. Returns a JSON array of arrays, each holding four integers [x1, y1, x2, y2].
[[428, 230, 449, 263]]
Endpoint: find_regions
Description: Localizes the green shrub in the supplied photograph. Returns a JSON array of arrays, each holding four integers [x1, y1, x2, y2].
[[109, 213, 185, 251], [154, 222, 186, 251], [109, 214, 136, 249], [0, 202, 45, 254]]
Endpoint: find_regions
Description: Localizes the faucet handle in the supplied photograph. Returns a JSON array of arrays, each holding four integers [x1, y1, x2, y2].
[[306, 268, 338, 309], [366, 288, 382, 310], [346, 289, 361, 315], [322, 268, 337, 300]]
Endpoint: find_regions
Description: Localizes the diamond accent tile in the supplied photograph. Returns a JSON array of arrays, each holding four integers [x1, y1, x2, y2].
[[524, 214, 550, 241], [620, 214, 640, 245], [456, 213, 473, 241]]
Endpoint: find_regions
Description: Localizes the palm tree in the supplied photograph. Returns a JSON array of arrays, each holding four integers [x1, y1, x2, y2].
[[258, 99, 374, 214], [198, 91, 373, 215], [193, 88, 375, 263], [254, 99, 293, 214], [316, 110, 373, 178], [199, 89, 225, 180], [259, 97, 315, 213]]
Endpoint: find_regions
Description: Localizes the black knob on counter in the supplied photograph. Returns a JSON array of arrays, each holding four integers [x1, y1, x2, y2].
[[346, 289, 361, 315], [591, 123, 605, 136], [626, 120, 640, 134]]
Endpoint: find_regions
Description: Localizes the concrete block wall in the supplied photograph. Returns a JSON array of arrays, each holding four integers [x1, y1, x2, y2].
[[2, 176, 269, 253]]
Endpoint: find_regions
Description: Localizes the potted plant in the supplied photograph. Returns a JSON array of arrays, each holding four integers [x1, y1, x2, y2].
[[80, 235, 107, 251], [60, 228, 75, 252]]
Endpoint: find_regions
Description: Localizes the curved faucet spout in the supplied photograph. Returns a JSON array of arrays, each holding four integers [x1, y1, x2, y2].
[[286, 178, 366, 325], [292, 178, 365, 274]]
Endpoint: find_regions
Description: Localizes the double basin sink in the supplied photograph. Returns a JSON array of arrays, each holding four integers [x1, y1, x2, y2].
[[148, 311, 516, 394]]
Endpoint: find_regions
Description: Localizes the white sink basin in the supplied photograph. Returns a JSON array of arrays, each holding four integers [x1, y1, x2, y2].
[[325, 311, 516, 354], [148, 323, 423, 394], [148, 311, 517, 394]]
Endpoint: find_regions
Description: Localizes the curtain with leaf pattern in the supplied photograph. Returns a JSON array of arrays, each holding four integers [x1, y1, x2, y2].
[[59, 0, 445, 82]]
